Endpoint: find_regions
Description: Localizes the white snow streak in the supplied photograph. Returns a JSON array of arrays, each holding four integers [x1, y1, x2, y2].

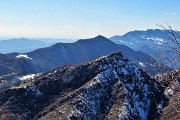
[[16, 54, 32, 60]]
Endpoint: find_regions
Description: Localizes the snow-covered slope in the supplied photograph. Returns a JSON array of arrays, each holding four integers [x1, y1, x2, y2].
[[0, 51, 164, 120], [110, 29, 180, 69]]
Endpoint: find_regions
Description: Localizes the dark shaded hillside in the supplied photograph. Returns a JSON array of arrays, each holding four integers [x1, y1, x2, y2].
[[0, 53, 36, 89], [26, 35, 164, 75], [27, 35, 120, 71], [0, 53, 35, 77], [0, 51, 165, 120], [0, 35, 169, 89]]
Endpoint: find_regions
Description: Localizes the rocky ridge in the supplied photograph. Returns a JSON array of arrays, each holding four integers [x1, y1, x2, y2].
[[0, 51, 166, 120]]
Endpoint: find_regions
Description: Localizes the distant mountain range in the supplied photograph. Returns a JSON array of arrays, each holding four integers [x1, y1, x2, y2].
[[0, 35, 167, 89], [110, 29, 180, 68], [0, 38, 51, 53], [0, 38, 76, 54], [0, 51, 165, 120]]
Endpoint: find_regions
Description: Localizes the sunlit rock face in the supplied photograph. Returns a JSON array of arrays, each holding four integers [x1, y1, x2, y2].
[[0, 51, 164, 120]]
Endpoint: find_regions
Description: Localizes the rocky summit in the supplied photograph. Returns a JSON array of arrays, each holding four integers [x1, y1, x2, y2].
[[0, 51, 165, 120]]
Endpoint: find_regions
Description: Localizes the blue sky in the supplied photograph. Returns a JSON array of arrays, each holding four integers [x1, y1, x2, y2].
[[0, 0, 180, 39]]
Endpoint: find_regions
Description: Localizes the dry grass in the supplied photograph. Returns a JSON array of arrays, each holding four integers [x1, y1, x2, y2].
[[160, 87, 180, 120]]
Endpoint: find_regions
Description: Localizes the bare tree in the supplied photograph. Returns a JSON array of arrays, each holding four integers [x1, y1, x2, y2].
[[148, 24, 180, 117], [155, 24, 180, 83], [158, 23, 180, 54]]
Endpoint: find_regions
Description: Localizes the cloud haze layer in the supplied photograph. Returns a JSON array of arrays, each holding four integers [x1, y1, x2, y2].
[[0, 0, 179, 39]]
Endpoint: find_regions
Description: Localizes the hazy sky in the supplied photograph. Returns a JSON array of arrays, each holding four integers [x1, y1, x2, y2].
[[0, 0, 180, 39]]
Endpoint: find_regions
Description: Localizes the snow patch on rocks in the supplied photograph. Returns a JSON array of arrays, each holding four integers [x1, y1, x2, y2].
[[16, 54, 32, 60], [139, 62, 145, 67], [165, 82, 180, 98], [26, 85, 43, 97], [19, 73, 41, 81]]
